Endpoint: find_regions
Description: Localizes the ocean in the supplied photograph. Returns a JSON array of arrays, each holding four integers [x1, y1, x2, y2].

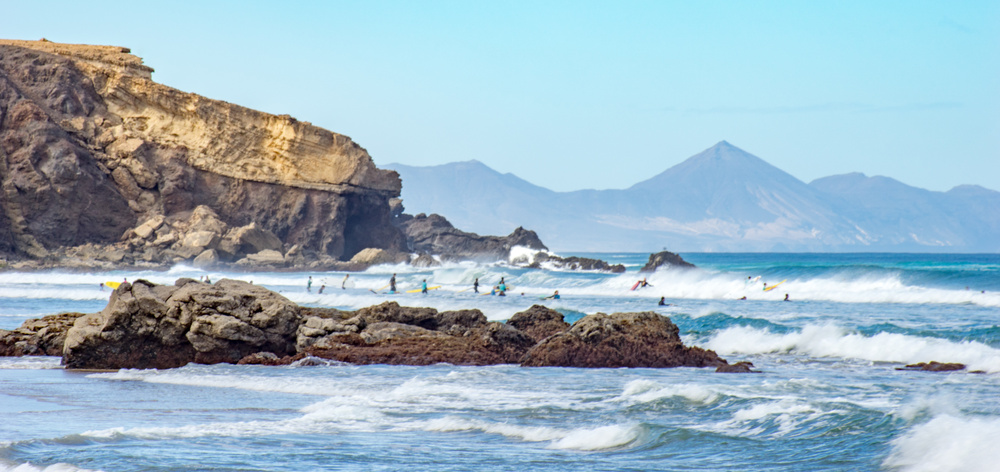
[[1, 252, 998, 471]]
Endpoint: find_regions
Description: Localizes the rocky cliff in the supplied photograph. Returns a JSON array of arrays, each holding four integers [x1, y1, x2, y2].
[[0, 39, 404, 268]]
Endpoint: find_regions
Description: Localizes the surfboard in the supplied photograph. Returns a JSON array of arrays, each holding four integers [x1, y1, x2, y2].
[[763, 279, 786, 292], [105, 281, 121, 289], [405, 286, 441, 293], [630, 281, 641, 291]]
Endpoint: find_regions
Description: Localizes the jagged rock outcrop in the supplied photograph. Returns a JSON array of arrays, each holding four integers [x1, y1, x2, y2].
[[396, 212, 546, 261], [506, 305, 570, 342], [639, 250, 695, 272], [0, 39, 404, 268], [519, 311, 726, 368], [61, 278, 302, 369], [10, 280, 736, 370]]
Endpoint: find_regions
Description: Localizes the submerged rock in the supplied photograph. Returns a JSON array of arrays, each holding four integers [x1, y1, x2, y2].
[[716, 361, 759, 373], [896, 361, 966, 372]]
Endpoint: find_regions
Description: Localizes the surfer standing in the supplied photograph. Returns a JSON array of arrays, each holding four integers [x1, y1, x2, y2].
[[473, 278, 479, 294], [421, 279, 428, 294], [342, 274, 349, 290], [307, 276, 312, 292], [390, 274, 397, 293]]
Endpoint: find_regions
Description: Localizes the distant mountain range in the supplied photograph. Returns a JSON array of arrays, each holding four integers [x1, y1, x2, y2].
[[386, 142, 1000, 252]]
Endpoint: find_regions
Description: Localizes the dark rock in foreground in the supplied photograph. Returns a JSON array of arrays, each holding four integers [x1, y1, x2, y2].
[[507, 305, 570, 342], [520, 312, 726, 368], [62, 278, 301, 369], [297, 301, 536, 366], [5, 279, 740, 371], [640, 251, 695, 272]]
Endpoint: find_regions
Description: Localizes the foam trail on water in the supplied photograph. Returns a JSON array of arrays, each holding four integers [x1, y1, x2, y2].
[[704, 324, 1000, 373]]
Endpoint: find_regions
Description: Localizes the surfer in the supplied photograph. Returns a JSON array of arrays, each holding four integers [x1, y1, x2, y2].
[[99, 283, 105, 291], [784, 293, 790, 301], [658, 296, 668, 306], [318, 285, 325, 294], [473, 278, 479, 294], [342, 274, 349, 289], [307, 276, 313, 292], [421, 279, 428, 294], [640, 278, 652, 288], [762, 283, 767, 291], [498, 281, 508, 296], [542, 290, 560, 300], [739, 296, 747, 300], [389, 274, 397, 293]]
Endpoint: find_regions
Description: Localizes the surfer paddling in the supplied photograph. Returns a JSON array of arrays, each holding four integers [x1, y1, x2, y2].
[[542, 290, 560, 300]]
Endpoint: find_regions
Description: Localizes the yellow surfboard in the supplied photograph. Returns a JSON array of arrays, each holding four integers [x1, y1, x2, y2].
[[405, 285, 441, 293], [105, 281, 121, 289], [763, 279, 786, 292]]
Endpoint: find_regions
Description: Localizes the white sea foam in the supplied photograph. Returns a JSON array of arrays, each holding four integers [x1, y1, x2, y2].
[[0, 357, 63, 370], [711, 400, 830, 438], [617, 379, 719, 405], [0, 462, 103, 472], [883, 414, 1000, 472], [421, 416, 640, 451], [703, 324, 1000, 373]]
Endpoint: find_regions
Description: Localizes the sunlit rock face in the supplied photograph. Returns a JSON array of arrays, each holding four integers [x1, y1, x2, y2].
[[0, 39, 404, 266]]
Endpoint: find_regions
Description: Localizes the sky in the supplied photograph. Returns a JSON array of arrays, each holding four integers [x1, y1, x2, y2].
[[5, 1, 999, 192]]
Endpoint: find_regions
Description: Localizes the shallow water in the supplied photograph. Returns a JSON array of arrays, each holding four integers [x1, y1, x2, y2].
[[1, 253, 998, 471]]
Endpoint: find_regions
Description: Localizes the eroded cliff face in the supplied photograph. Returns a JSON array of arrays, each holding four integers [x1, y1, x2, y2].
[[0, 39, 404, 266]]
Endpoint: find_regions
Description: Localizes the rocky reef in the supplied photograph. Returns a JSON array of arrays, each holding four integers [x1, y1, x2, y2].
[[1, 278, 738, 371], [0, 39, 403, 270], [395, 212, 547, 262]]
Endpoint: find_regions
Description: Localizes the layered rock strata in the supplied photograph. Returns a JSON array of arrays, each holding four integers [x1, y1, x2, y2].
[[0, 39, 403, 269]]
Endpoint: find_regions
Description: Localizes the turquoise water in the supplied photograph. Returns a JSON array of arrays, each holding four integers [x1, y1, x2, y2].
[[1, 253, 999, 471]]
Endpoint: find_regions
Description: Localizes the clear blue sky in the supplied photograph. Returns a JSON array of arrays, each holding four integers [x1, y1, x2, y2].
[[6, 1, 999, 192]]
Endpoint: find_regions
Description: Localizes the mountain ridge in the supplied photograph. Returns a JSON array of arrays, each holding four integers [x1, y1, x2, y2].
[[389, 142, 999, 252]]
